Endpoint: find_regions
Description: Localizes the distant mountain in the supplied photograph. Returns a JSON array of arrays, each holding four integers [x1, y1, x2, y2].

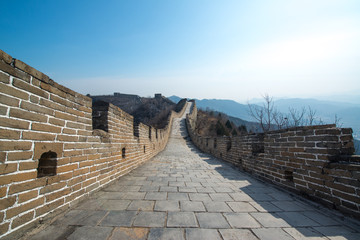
[[168, 96, 251, 121]]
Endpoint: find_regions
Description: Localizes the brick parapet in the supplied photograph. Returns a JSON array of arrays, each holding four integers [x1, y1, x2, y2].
[[0, 49, 187, 238], [186, 103, 360, 219]]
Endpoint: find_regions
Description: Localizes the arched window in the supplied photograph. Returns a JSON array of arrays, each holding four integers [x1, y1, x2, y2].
[[37, 151, 57, 178]]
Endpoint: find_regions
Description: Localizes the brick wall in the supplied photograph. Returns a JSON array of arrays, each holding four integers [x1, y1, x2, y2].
[[187, 102, 360, 219], [0, 49, 186, 238]]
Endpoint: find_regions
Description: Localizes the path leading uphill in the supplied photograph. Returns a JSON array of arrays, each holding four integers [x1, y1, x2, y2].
[[27, 103, 360, 240]]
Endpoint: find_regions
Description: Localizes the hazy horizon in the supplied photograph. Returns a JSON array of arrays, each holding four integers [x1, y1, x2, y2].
[[1, 0, 359, 102]]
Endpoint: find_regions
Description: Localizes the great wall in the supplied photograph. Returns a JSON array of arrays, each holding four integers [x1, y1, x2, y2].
[[0, 49, 359, 239]]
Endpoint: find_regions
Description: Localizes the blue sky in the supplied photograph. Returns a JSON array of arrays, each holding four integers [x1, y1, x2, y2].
[[1, 0, 359, 103]]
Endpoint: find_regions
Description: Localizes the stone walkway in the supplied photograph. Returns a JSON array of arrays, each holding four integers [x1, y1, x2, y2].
[[27, 103, 360, 240]]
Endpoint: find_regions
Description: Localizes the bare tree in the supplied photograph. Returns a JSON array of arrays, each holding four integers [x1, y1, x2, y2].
[[334, 114, 343, 127], [288, 107, 306, 127], [273, 109, 287, 130], [248, 94, 274, 132], [306, 106, 316, 126]]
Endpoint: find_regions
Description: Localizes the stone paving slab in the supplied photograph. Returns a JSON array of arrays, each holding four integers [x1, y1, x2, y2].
[[24, 103, 360, 240]]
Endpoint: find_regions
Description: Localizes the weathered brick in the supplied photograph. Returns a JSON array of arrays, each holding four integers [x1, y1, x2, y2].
[[7, 151, 33, 161], [40, 98, 66, 112], [45, 188, 71, 202], [40, 82, 67, 99], [56, 134, 79, 142], [62, 128, 76, 135], [0, 196, 16, 210], [0, 50, 12, 63], [10, 108, 47, 122], [0, 83, 29, 100], [49, 117, 65, 127], [0, 163, 17, 174], [31, 122, 61, 133], [8, 177, 46, 194], [54, 111, 77, 121], [20, 101, 54, 116], [6, 197, 44, 219], [18, 190, 39, 203], [22, 131, 56, 141], [35, 198, 64, 217], [14, 59, 49, 82], [56, 163, 78, 173], [0, 116, 30, 129], [50, 94, 73, 108], [0, 222, 9, 236], [66, 121, 86, 130], [13, 78, 49, 98], [0, 186, 7, 198], [0, 105, 7, 115], [11, 210, 34, 229], [30, 95, 39, 104], [0, 61, 31, 82], [0, 141, 32, 151], [0, 93, 20, 107], [0, 128, 20, 139], [0, 72, 10, 84], [40, 182, 66, 195], [19, 161, 38, 171]]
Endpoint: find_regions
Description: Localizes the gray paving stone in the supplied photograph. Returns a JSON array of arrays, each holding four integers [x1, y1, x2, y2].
[[253, 228, 294, 240], [139, 185, 159, 192], [249, 201, 282, 212], [100, 199, 131, 210], [223, 213, 261, 228], [276, 211, 321, 227], [154, 200, 180, 211], [169, 181, 185, 187], [189, 193, 212, 201], [75, 199, 105, 210], [247, 193, 274, 201], [229, 192, 253, 202], [80, 211, 108, 226], [148, 228, 184, 240], [127, 200, 155, 211], [160, 186, 178, 192], [133, 212, 166, 227], [203, 201, 233, 212], [227, 202, 257, 212], [121, 192, 146, 200], [196, 213, 230, 228], [52, 210, 90, 225], [302, 211, 341, 226], [213, 187, 234, 193], [283, 227, 328, 240], [100, 211, 137, 227], [179, 187, 197, 193], [67, 226, 113, 240], [272, 200, 310, 211], [250, 212, 291, 227], [145, 192, 167, 200], [209, 193, 233, 201], [219, 229, 258, 240], [186, 229, 221, 240], [168, 192, 189, 200], [196, 187, 215, 193], [167, 212, 198, 227], [180, 201, 206, 212], [28, 225, 75, 240], [109, 227, 149, 240]]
